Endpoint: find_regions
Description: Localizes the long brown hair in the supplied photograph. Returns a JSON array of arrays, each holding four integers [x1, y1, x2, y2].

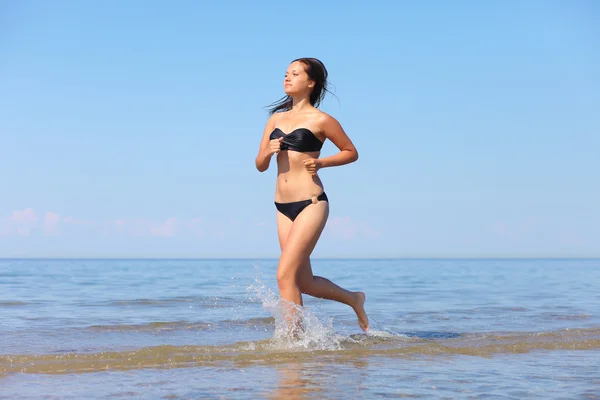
[[266, 57, 332, 115]]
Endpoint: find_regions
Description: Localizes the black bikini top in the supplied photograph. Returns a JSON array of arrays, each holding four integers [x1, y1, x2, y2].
[[269, 128, 324, 153]]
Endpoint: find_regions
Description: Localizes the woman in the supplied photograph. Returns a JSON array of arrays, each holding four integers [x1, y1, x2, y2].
[[255, 57, 369, 333]]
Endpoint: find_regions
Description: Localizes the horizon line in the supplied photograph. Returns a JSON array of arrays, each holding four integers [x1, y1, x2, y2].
[[1, 256, 599, 261]]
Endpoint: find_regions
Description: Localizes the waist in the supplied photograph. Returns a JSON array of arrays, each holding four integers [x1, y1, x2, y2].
[[274, 175, 325, 203]]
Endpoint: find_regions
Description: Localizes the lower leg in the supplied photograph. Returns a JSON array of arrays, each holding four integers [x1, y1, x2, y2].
[[298, 258, 357, 306], [277, 279, 303, 306], [277, 260, 304, 334], [298, 259, 370, 331], [302, 275, 358, 307]]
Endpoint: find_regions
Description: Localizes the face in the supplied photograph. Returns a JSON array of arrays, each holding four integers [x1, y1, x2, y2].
[[283, 61, 314, 96]]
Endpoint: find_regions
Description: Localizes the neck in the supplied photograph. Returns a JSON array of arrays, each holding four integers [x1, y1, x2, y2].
[[290, 96, 311, 113]]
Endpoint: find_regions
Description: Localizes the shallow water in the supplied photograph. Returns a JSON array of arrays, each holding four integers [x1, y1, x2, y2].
[[1, 258, 599, 398]]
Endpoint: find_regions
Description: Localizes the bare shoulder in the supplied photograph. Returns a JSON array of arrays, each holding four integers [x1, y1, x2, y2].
[[263, 112, 282, 133], [314, 109, 334, 123], [267, 111, 283, 125], [315, 111, 345, 137], [313, 110, 356, 151]]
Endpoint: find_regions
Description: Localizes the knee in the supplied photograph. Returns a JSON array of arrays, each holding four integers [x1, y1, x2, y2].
[[276, 259, 298, 289]]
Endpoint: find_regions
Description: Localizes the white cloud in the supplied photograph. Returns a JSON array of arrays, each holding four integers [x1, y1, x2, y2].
[[1, 210, 381, 243], [8, 208, 39, 236], [327, 216, 357, 239], [325, 216, 380, 240], [148, 217, 177, 237], [44, 211, 60, 236]]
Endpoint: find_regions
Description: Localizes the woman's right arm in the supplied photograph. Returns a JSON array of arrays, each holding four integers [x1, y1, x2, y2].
[[255, 114, 279, 172]]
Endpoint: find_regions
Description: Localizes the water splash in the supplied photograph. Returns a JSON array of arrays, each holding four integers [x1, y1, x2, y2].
[[246, 275, 345, 352], [243, 262, 410, 350]]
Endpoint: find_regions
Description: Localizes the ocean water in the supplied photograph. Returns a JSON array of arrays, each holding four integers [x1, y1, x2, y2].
[[1, 258, 599, 399]]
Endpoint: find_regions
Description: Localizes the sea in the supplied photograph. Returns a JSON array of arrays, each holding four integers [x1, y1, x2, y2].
[[1, 258, 599, 399]]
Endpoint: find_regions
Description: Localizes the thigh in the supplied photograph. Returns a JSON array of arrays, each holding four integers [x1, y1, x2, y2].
[[280, 201, 329, 265], [276, 210, 294, 251]]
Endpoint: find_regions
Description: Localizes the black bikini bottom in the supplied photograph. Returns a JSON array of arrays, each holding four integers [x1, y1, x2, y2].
[[274, 192, 328, 222]]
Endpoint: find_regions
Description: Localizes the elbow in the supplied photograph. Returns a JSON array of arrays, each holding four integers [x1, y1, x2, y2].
[[255, 158, 267, 173], [343, 147, 359, 163]]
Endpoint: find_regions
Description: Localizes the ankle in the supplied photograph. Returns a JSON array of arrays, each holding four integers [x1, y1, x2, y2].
[[350, 292, 359, 308]]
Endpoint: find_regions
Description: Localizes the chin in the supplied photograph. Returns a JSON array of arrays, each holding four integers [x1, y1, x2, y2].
[[284, 86, 295, 95]]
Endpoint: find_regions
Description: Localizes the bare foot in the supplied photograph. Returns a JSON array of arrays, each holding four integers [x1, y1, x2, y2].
[[352, 292, 369, 332]]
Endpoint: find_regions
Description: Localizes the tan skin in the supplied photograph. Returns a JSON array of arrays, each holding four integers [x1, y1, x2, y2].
[[255, 61, 369, 332]]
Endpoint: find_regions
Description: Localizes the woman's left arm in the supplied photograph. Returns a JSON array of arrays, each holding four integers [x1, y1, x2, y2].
[[316, 114, 359, 168]]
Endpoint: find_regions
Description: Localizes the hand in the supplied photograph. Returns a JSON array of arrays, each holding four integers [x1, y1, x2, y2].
[[303, 158, 322, 176], [268, 137, 284, 156]]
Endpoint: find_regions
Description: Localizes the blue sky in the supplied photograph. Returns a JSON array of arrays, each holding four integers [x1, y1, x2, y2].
[[1, 0, 598, 258]]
